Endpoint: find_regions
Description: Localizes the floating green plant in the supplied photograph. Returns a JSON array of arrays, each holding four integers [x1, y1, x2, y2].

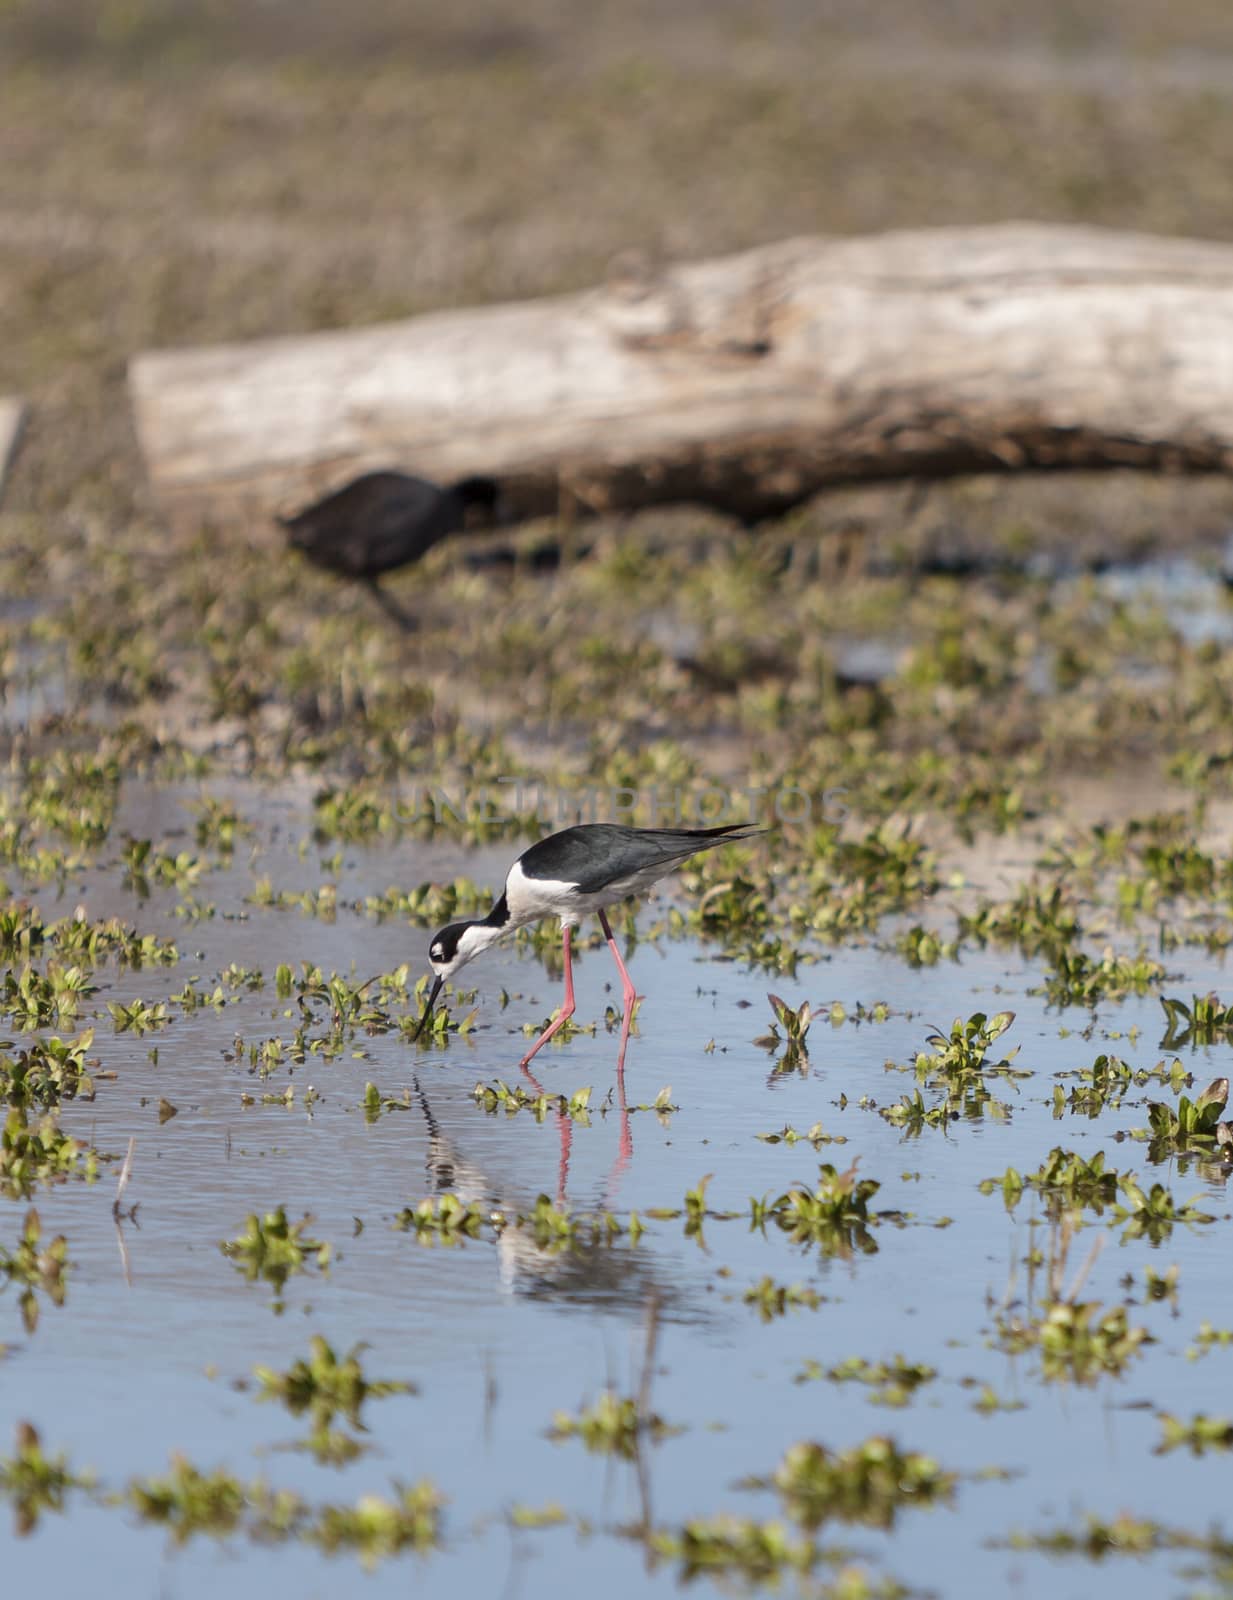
[[913, 1011, 1021, 1088], [0, 1110, 98, 1197], [0, 1422, 90, 1534], [0, 1211, 68, 1333], [0, 1032, 95, 1108], [1110, 1176, 1214, 1243], [794, 1356, 937, 1407], [394, 1195, 488, 1242], [754, 1436, 955, 1531], [980, 1148, 1120, 1215], [754, 1162, 885, 1258], [1138, 1075, 1231, 1159], [994, 1299, 1151, 1385], [220, 1209, 331, 1300], [472, 1080, 593, 1123], [744, 1277, 823, 1321], [549, 1390, 674, 1459], [1155, 1412, 1233, 1456], [254, 1335, 414, 1465], [1159, 992, 1233, 1048]]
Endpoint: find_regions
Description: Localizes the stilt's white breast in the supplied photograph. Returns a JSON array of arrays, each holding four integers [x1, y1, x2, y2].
[[505, 858, 585, 926], [505, 853, 680, 929]]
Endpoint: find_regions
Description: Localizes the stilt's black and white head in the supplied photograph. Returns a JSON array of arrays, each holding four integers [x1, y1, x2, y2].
[[411, 918, 505, 1040]]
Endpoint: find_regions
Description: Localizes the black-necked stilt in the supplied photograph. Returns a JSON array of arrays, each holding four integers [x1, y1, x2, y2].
[[281, 469, 502, 625], [413, 821, 760, 1066]]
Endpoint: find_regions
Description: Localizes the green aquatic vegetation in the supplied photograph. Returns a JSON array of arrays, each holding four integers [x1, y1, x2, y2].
[[127, 1457, 301, 1544], [643, 1517, 820, 1584], [311, 1480, 444, 1562], [755, 1161, 883, 1259], [1139, 1075, 1230, 1159], [19, 751, 120, 847], [788, 822, 938, 936], [405, 974, 478, 1046], [360, 1082, 414, 1121], [171, 978, 228, 1014], [364, 878, 492, 926], [744, 1277, 822, 1321], [191, 796, 252, 853], [519, 1012, 595, 1048], [0, 1032, 95, 1108], [1156, 1412, 1233, 1455], [1159, 991, 1233, 1048], [108, 997, 170, 1034], [472, 1080, 593, 1124], [518, 1194, 636, 1252], [394, 1195, 489, 1242], [0, 903, 177, 968], [249, 880, 340, 920], [1110, 1176, 1215, 1243], [994, 1299, 1151, 1385], [1142, 1265, 1180, 1305], [254, 1335, 413, 1463], [753, 993, 814, 1074], [0, 1110, 98, 1197], [1002, 1513, 1185, 1557], [0, 1423, 90, 1535], [1188, 1322, 1233, 1359], [1035, 947, 1166, 1008], [913, 1010, 1020, 1088], [757, 1436, 955, 1531], [980, 1148, 1121, 1216], [220, 963, 263, 991], [879, 1090, 953, 1134], [758, 1122, 846, 1147], [311, 785, 395, 843], [893, 925, 957, 966], [120, 839, 207, 896], [0, 1210, 68, 1333], [1139, 840, 1218, 899], [958, 883, 1081, 958], [220, 1209, 331, 1299], [968, 1385, 1025, 1415], [1053, 1052, 1135, 1118], [795, 1356, 937, 1408], [549, 1390, 674, 1459], [1, 963, 94, 1029], [507, 1502, 569, 1529]]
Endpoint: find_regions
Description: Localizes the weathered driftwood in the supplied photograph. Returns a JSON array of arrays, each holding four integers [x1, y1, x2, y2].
[[0, 398, 26, 504], [128, 225, 1233, 524]]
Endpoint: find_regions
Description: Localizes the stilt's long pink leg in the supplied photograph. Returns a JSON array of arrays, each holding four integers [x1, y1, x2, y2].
[[519, 925, 576, 1068], [598, 908, 642, 1009]]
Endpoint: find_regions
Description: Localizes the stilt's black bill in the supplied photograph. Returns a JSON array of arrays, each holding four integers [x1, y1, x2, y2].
[[411, 975, 445, 1041]]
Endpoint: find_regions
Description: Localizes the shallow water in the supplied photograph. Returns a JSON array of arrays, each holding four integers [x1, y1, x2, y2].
[[1, 784, 1232, 1598]]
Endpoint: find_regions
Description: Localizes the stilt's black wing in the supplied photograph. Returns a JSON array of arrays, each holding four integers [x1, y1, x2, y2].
[[518, 822, 759, 895]]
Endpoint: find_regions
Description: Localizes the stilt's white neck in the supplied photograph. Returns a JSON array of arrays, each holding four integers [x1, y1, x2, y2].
[[457, 921, 508, 964]]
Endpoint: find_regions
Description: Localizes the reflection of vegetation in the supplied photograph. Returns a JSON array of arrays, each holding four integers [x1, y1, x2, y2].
[[254, 1337, 414, 1467], [753, 1162, 885, 1259], [1160, 993, 1233, 1049], [549, 1391, 676, 1459], [220, 1210, 331, 1304], [757, 1436, 956, 1531], [794, 1355, 937, 1408], [0, 1423, 89, 1535], [0, 1211, 68, 1332]]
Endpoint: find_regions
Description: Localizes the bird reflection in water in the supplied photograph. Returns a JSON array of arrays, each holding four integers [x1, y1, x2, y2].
[[410, 1012, 650, 1307]]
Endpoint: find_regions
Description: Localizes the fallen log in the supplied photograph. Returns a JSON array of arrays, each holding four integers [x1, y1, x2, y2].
[[0, 398, 26, 505], [128, 224, 1233, 525]]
